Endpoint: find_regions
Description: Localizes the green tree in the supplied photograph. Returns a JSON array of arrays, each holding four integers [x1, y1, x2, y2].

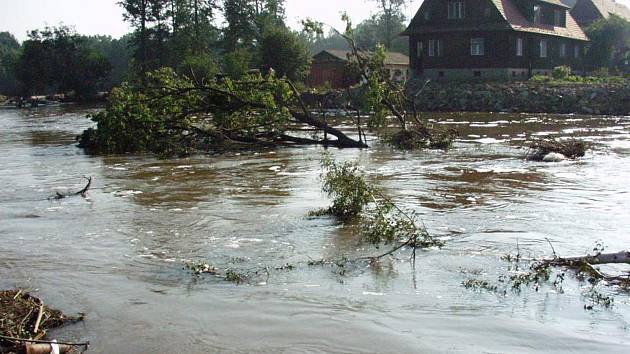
[[0, 32, 20, 95], [223, 0, 258, 50], [15, 26, 111, 99], [370, 0, 408, 50], [258, 26, 311, 81], [585, 14, 630, 71]]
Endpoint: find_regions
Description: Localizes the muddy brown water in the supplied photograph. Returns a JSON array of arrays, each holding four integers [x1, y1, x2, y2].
[[1, 106, 630, 353]]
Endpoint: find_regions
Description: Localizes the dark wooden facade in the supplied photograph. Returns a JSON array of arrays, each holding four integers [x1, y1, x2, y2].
[[305, 51, 357, 88], [403, 0, 589, 80]]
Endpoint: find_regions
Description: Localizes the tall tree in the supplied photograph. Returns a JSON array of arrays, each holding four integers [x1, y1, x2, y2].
[[15, 26, 111, 98], [258, 26, 311, 81], [223, 0, 258, 50], [370, 0, 408, 50], [585, 14, 630, 71], [119, 0, 152, 81], [0, 32, 20, 95]]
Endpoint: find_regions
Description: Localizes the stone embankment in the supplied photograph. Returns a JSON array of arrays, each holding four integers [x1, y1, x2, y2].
[[409, 80, 630, 116]]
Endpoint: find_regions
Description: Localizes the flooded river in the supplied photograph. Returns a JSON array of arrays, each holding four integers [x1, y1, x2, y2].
[[1, 106, 630, 353]]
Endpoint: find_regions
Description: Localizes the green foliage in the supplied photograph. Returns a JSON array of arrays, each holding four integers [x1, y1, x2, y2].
[[0, 32, 20, 95], [222, 48, 253, 78], [320, 156, 373, 220], [14, 26, 112, 98], [552, 65, 571, 80], [585, 14, 630, 71], [79, 68, 202, 154], [258, 26, 311, 82], [177, 51, 220, 83], [319, 156, 442, 248], [529, 73, 624, 84], [79, 67, 295, 155]]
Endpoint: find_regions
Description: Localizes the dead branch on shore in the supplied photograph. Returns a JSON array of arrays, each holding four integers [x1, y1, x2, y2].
[[50, 176, 92, 200], [0, 290, 87, 354]]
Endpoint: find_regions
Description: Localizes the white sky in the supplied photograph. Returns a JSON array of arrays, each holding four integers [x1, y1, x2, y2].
[[0, 0, 422, 41], [1, 0, 629, 42]]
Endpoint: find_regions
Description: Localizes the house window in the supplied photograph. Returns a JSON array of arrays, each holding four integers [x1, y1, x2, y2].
[[448, 1, 465, 19], [533, 5, 542, 23], [484, 7, 492, 18], [539, 39, 548, 58], [574, 45, 580, 58], [424, 11, 431, 21], [471, 38, 485, 56], [554, 10, 565, 27], [560, 42, 567, 57], [429, 39, 443, 57], [516, 38, 523, 56], [417, 41, 424, 57]]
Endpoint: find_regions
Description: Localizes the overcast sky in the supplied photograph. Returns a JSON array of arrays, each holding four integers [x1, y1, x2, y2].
[[1, 0, 629, 42]]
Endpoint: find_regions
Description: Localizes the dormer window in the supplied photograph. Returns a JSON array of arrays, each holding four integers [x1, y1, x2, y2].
[[448, 1, 465, 19], [533, 5, 542, 23], [554, 9, 565, 27]]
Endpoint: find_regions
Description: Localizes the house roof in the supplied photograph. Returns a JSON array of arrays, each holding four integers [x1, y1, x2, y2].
[[315, 50, 410, 65], [490, 0, 589, 40], [589, 0, 630, 20], [403, 0, 588, 41], [539, 0, 572, 8]]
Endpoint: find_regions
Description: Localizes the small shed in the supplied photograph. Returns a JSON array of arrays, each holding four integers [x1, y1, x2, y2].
[[305, 50, 411, 88]]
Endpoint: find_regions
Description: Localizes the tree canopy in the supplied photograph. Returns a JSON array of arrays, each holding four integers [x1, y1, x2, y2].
[[585, 14, 630, 72], [14, 26, 111, 98]]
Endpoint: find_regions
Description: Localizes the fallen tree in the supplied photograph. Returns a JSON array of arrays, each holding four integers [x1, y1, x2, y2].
[[527, 138, 587, 162]]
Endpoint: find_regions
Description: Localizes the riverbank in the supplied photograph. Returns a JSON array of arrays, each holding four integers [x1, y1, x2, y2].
[[409, 79, 630, 116]]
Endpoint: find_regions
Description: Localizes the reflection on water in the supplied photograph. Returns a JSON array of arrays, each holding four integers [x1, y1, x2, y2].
[[1, 107, 630, 353]]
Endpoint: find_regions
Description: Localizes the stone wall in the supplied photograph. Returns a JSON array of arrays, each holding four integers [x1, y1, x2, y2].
[[408, 80, 630, 116]]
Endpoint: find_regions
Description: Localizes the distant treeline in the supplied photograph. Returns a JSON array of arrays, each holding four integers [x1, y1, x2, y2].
[[0, 0, 411, 99], [1, 1, 628, 99]]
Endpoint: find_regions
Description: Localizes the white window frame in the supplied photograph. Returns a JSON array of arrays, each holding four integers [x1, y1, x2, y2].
[[470, 38, 485, 56], [516, 38, 523, 56], [539, 39, 548, 58], [429, 39, 442, 57], [559, 42, 567, 57], [534, 5, 542, 24], [554, 10, 564, 26], [448, 1, 465, 19]]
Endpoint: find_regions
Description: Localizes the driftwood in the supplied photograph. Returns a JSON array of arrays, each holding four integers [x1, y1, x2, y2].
[[540, 251, 630, 286], [52, 176, 92, 199]]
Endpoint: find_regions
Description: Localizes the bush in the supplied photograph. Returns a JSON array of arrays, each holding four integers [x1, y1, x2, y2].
[[320, 156, 373, 221], [552, 65, 572, 80]]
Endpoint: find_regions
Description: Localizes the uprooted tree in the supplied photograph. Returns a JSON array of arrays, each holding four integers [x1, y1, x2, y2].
[[78, 14, 454, 155]]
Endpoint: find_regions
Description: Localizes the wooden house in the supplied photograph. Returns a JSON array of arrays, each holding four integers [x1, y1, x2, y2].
[[305, 50, 410, 88], [402, 0, 590, 80]]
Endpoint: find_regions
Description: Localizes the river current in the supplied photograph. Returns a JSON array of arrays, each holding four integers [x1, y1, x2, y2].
[[1, 106, 629, 353]]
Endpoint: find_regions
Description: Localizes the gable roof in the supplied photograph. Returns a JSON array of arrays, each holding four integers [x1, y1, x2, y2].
[[589, 0, 630, 20], [490, 0, 589, 40], [314, 50, 410, 66], [403, 0, 588, 41]]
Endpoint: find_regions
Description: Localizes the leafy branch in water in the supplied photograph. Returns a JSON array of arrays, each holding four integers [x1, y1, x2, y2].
[[301, 16, 457, 151], [318, 155, 443, 250], [78, 68, 366, 155]]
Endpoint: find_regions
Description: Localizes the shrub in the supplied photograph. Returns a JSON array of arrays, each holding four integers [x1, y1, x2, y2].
[[552, 65, 572, 80]]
